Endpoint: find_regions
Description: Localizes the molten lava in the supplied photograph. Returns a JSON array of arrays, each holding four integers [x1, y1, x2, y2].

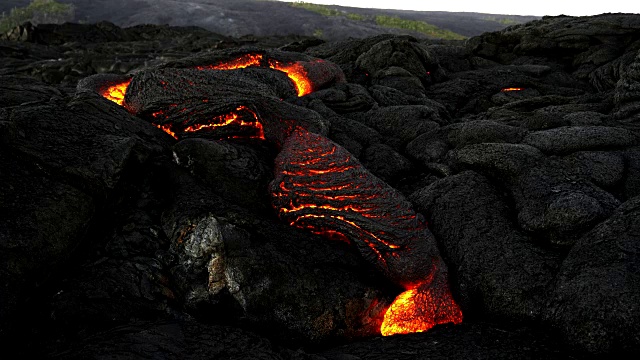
[[380, 281, 463, 336], [93, 52, 462, 337], [268, 60, 313, 97], [183, 105, 265, 140], [270, 128, 463, 336], [150, 105, 265, 140], [194, 53, 313, 97], [271, 128, 409, 265], [155, 123, 177, 139], [101, 79, 132, 106], [501, 87, 524, 92], [196, 53, 264, 71]]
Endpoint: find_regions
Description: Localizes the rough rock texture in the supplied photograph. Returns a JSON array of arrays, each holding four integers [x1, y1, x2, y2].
[[0, 151, 94, 340], [546, 197, 640, 355], [614, 49, 640, 128], [172, 138, 273, 210], [3, 14, 640, 358], [320, 322, 570, 360], [161, 165, 391, 343], [53, 319, 297, 360], [270, 129, 445, 285], [410, 171, 559, 321]]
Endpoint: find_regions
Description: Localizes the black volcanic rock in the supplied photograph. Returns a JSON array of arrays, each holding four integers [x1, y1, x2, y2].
[[0, 151, 94, 340], [356, 105, 448, 149], [54, 319, 293, 360], [522, 126, 638, 155], [450, 143, 621, 247], [614, 49, 640, 128], [172, 138, 273, 211], [320, 322, 568, 360], [303, 83, 377, 114], [623, 147, 640, 200], [410, 171, 559, 321], [467, 14, 640, 90], [0, 75, 63, 106], [162, 167, 390, 344], [448, 142, 544, 178], [558, 151, 626, 190], [2, 90, 171, 196], [355, 38, 444, 85], [360, 143, 415, 184], [3, 14, 640, 359], [546, 196, 640, 355], [406, 120, 527, 166]]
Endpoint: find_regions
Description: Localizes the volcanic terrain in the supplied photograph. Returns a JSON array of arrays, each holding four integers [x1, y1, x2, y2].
[[1, 13, 640, 359]]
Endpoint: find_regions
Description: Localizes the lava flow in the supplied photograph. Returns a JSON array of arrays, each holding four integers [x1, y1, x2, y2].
[[93, 51, 462, 337], [380, 279, 463, 336], [150, 105, 265, 140], [268, 59, 313, 97], [270, 128, 462, 336], [194, 53, 313, 96], [99, 53, 314, 109], [100, 79, 131, 106], [501, 87, 524, 92], [195, 53, 263, 71]]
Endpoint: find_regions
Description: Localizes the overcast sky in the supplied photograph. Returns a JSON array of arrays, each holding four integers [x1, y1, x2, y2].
[[277, 0, 639, 16]]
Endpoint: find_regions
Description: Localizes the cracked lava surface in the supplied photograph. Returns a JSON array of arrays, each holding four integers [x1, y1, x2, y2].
[[94, 51, 463, 336]]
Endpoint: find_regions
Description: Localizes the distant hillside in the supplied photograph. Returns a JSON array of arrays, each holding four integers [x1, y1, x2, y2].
[[1, 0, 540, 41]]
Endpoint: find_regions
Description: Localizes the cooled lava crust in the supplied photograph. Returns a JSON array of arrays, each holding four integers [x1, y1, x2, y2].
[[79, 49, 463, 336]]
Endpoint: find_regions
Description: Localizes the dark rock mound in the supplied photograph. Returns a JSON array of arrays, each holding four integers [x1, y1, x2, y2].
[[411, 171, 559, 321], [546, 196, 640, 355]]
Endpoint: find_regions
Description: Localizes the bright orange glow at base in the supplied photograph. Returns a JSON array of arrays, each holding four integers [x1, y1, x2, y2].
[[380, 282, 463, 336], [269, 60, 313, 97], [501, 87, 523, 92], [101, 79, 132, 106]]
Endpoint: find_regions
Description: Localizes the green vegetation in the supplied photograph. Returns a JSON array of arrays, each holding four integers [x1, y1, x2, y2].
[[0, 0, 74, 34], [313, 28, 324, 39], [289, 1, 342, 17], [289, 2, 465, 40], [483, 16, 519, 25], [375, 15, 466, 40], [346, 12, 366, 21], [289, 1, 365, 21]]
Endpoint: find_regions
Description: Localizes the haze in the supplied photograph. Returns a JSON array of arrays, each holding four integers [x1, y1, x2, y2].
[[277, 0, 639, 16]]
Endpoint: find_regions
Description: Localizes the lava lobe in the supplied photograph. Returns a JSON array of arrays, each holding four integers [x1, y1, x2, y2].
[[85, 50, 463, 336], [270, 128, 462, 335]]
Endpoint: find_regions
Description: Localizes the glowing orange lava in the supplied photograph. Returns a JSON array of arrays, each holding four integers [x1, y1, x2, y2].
[[195, 53, 313, 97], [501, 87, 523, 92], [96, 56, 463, 338], [272, 128, 463, 337], [196, 53, 264, 71], [101, 79, 132, 106], [149, 105, 264, 140], [155, 123, 177, 139], [183, 105, 265, 140], [268, 60, 313, 97], [380, 282, 463, 336]]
